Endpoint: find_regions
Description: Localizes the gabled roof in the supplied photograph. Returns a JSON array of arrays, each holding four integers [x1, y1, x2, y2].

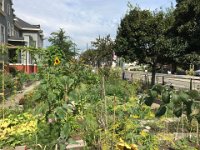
[[14, 17, 41, 31]]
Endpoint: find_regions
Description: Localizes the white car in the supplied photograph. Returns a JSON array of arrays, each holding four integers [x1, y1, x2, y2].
[[195, 70, 200, 76]]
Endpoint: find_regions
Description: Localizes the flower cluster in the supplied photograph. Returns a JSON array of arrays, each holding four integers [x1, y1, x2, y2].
[[0, 113, 37, 142], [117, 138, 138, 150]]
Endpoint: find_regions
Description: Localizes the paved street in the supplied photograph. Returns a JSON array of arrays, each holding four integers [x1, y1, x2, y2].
[[125, 71, 200, 90]]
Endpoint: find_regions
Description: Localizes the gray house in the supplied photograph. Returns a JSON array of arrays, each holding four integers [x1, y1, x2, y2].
[[0, 0, 44, 74]]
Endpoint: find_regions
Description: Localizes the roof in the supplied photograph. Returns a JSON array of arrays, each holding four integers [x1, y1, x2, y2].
[[14, 17, 41, 31], [8, 36, 25, 42]]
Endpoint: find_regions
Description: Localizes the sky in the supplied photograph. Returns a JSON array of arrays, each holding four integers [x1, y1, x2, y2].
[[13, 0, 176, 51]]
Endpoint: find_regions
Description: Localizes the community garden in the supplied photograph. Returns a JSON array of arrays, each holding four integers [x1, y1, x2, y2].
[[0, 47, 200, 149], [1, 0, 200, 148]]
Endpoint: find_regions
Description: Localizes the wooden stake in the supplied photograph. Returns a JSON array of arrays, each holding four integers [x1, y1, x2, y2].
[[181, 103, 184, 137], [1, 46, 5, 121], [112, 95, 116, 150], [113, 95, 116, 132], [197, 120, 199, 145], [102, 75, 107, 129]]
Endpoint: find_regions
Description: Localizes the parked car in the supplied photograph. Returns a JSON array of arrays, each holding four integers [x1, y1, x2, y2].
[[195, 70, 200, 76], [127, 65, 142, 71]]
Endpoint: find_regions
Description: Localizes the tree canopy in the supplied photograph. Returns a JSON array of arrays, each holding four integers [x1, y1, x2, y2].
[[115, 7, 179, 85], [170, 0, 200, 67], [80, 49, 97, 66], [81, 35, 114, 68], [173, 0, 200, 54], [48, 28, 75, 60]]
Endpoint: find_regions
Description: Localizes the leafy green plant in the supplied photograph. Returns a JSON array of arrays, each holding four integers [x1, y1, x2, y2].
[[0, 112, 37, 148]]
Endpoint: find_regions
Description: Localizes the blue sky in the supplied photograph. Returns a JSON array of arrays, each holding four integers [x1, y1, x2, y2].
[[13, 0, 176, 51]]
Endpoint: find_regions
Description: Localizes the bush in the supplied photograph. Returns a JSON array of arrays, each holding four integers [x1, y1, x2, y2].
[[186, 68, 195, 76], [0, 73, 15, 92]]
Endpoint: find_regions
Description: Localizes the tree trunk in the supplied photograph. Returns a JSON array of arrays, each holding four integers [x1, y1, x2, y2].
[[171, 63, 177, 74], [151, 64, 156, 86]]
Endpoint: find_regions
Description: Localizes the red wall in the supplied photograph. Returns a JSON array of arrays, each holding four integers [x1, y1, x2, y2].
[[9, 64, 38, 74]]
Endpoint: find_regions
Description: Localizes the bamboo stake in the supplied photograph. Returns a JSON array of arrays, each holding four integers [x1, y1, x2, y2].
[[197, 120, 199, 145], [12, 77, 17, 105], [165, 107, 169, 134], [102, 75, 107, 130], [175, 118, 180, 140], [181, 102, 184, 137], [1, 46, 5, 121], [112, 94, 116, 150], [113, 95, 116, 133]]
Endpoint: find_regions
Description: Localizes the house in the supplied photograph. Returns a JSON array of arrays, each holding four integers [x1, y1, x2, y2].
[[0, 0, 44, 74]]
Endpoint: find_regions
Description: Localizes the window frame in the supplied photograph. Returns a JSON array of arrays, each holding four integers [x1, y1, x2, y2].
[[0, 0, 4, 12], [7, 3, 10, 15], [0, 24, 5, 43], [7, 21, 11, 36]]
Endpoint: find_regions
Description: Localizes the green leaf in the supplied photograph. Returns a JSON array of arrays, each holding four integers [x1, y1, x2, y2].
[[162, 90, 170, 104], [171, 93, 180, 104], [155, 106, 167, 117], [67, 79, 74, 87], [187, 90, 200, 100], [173, 107, 182, 117], [55, 107, 66, 119], [185, 100, 193, 116], [144, 96, 154, 106], [149, 90, 158, 99], [152, 84, 163, 95], [36, 102, 48, 114], [60, 123, 71, 139], [32, 91, 41, 101], [179, 91, 190, 104], [48, 92, 57, 102]]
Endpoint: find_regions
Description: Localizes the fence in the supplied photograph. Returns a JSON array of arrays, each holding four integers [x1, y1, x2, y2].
[[125, 71, 200, 91]]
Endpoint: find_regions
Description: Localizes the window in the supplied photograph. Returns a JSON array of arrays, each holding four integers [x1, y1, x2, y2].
[[14, 29, 19, 37], [0, 24, 5, 43], [11, 25, 14, 36], [7, 21, 11, 36], [29, 53, 32, 64], [0, 0, 4, 11], [7, 4, 10, 15], [18, 50, 22, 63]]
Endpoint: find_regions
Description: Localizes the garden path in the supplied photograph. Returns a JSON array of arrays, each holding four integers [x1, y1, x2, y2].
[[0, 81, 40, 109]]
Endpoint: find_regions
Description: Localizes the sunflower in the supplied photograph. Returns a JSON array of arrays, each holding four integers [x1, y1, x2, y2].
[[54, 57, 61, 65]]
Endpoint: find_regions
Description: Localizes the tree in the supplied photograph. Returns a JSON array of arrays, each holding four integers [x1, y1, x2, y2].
[[48, 28, 75, 60], [173, 0, 200, 54], [115, 7, 180, 85], [170, 0, 200, 68], [90, 35, 114, 68], [80, 49, 97, 66]]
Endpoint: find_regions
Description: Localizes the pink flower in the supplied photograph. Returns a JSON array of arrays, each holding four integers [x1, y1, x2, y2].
[[48, 118, 53, 123]]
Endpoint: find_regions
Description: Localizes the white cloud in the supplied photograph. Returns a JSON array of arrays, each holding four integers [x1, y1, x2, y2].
[[13, 0, 176, 51]]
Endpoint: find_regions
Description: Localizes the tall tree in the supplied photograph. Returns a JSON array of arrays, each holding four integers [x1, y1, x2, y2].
[[169, 0, 200, 69], [115, 7, 179, 85], [48, 28, 75, 60], [173, 0, 200, 55], [91, 35, 114, 68]]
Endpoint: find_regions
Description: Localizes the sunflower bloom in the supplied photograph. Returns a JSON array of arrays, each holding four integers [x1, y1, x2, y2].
[[54, 57, 61, 65]]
